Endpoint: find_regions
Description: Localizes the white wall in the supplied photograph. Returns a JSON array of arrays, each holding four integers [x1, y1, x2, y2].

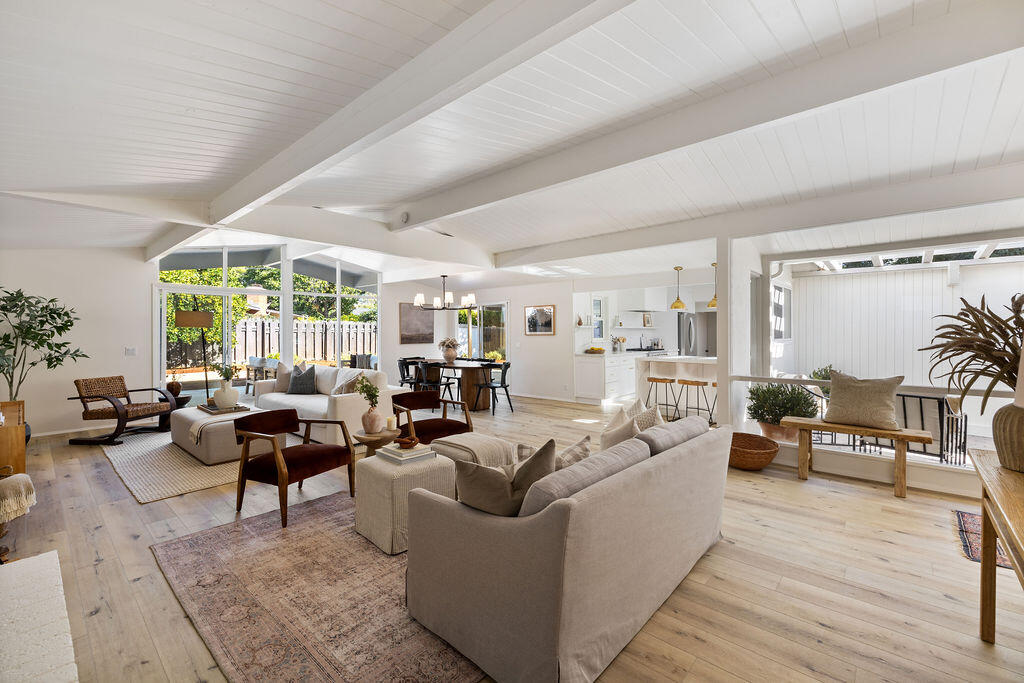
[[468, 280, 575, 401], [0, 248, 157, 435], [377, 282, 449, 386]]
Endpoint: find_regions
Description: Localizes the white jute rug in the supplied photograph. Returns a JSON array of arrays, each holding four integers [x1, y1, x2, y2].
[[0, 550, 78, 682]]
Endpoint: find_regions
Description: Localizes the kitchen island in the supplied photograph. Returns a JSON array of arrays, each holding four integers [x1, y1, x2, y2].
[[635, 356, 718, 418]]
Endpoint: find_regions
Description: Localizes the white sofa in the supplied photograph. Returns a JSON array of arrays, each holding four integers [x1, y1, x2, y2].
[[254, 366, 407, 447]]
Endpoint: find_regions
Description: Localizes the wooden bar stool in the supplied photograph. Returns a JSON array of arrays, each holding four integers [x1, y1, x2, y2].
[[646, 377, 680, 422], [709, 381, 718, 426], [678, 378, 713, 424]]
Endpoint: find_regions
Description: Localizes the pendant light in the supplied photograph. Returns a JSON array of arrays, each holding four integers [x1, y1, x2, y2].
[[669, 266, 686, 310], [413, 275, 476, 311], [707, 262, 718, 309]]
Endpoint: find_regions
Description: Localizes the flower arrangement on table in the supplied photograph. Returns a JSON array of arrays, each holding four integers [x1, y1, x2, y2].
[[438, 337, 460, 362]]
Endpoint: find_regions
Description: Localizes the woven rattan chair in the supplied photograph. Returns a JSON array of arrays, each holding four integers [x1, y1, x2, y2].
[[68, 376, 175, 446]]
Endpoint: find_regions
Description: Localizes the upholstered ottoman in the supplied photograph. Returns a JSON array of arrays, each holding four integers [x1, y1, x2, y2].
[[170, 406, 283, 465], [355, 455, 456, 554], [431, 432, 516, 467]]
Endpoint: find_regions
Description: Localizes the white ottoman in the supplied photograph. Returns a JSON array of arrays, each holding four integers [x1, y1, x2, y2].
[[355, 455, 456, 554], [170, 406, 283, 465], [431, 432, 516, 467]]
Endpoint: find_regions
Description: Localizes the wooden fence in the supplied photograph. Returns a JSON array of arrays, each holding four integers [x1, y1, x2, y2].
[[231, 319, 377, 364]]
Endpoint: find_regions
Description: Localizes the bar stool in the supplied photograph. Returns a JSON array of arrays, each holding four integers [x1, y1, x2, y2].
[[646, 377, 680, 422], [709, 381, 718, 426], [678, 378, 713, 424]]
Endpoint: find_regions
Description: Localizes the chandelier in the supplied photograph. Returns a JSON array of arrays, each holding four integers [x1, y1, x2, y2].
[[413, 275, 476, 311]]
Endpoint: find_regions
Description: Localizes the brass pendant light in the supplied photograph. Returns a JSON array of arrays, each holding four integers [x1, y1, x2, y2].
[[707, 262, 718, 309], [670, 266, 686, 310]]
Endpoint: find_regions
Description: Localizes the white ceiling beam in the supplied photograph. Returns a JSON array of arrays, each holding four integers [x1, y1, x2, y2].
[[1, 191, 208, 226], [229, 206, 493, 270], [975, 243, 997, 259], [494, 162, 1024, 268], [144, 224, 214, 263], [922, 249, 934, 263], [208, 0, 634, 225], [390, 0, 1024, 231]]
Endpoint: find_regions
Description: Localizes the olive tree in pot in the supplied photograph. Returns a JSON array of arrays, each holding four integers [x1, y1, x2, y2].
[[0, 288, 88, 443], [746, 383, 819, 443], [923, 294, 1023, 471]]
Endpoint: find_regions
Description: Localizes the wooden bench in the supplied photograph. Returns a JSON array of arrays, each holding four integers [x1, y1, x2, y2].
[[778, 416, 932, 498]]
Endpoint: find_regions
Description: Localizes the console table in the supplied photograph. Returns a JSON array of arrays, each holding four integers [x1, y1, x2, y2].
[[968, 448, 1024, 643], [0, 401, 26, 474]]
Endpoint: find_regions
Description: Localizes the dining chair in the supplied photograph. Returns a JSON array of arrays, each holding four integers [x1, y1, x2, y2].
[[416, 361, 456, 402], [397, 358, 419, 390], [474, 362, 513, 415], [234, 409, 356, 528]]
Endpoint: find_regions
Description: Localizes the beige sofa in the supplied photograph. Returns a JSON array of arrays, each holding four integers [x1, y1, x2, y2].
[[254, 366, 407, 446], [407, 420, 732, 682]]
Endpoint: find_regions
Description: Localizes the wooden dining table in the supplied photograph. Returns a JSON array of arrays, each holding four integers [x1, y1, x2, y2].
[[421, 359, 502, 412]]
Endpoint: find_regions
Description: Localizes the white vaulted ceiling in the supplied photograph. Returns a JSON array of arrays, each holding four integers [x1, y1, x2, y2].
[[0, 0, 485, 199], [278, 0, 957, 211], [0, 194, 169, 248]]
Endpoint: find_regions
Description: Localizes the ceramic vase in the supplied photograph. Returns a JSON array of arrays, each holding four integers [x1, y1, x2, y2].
[[442, 347, 457, 364], [213, 379, 239, 409], [759, 422, 799, 444], [362, 407, 386, 434], [993, 403, 1024, 472]]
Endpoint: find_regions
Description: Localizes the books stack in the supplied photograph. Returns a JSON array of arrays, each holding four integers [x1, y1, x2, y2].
[[377, 443, 435, 465]]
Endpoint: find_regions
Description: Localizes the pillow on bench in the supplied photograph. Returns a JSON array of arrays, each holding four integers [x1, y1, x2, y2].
[[824, 371, 903, 430]]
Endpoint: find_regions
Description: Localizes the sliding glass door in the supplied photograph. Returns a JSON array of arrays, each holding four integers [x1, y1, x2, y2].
[[457, 303, 507, 360]]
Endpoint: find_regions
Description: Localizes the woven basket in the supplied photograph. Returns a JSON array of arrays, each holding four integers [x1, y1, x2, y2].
[[729, 432, 780, 471]]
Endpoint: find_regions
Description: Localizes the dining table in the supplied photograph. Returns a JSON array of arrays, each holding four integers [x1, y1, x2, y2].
[[421, 359, 503, 412]]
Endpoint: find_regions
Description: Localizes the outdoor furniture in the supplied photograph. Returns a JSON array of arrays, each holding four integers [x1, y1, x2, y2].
[[0, 402, 26, 474], [234, 408, 356, 528], [68, 376, 176, 446], [473, 362, 513, 415], [170, 405, 284, 465], [968, 448, 1024, 644], [393, 390, 472, 444], [354, 453, 456, 554], [780, 416, 932, 498], [244, 356, 267, 395]]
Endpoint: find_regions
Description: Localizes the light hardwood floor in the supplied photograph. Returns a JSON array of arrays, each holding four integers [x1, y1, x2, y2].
[[5, 397, 1024, 682]]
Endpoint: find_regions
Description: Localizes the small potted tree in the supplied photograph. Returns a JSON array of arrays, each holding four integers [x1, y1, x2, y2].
[[0, 288, 88, 442], [746, 383, 819, 443], [213, 364, 239, 409], [354, 375, 385, 433]]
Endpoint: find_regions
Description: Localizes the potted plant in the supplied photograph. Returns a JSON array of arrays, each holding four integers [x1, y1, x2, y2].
[[923, 295, 1023, 471], [212, 364, 239, 409], [438, 337, 459, 364], [0, 288, 88, 443], [166, 369, 182, 398], [810, 364, 836, 398], [746, 383, 819, 443], [354, 375, 385, 433]]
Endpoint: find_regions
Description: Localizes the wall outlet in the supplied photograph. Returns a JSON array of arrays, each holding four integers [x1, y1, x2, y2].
[[124, 346, 137, 357]]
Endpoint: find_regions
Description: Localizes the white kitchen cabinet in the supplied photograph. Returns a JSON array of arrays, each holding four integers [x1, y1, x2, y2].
[[618, 287, 668, 312], [574, 353, 638, 403]]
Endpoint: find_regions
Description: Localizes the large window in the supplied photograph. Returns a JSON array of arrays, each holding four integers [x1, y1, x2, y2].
[[772, 285, 792, 341], [457, 303, 507, 360]]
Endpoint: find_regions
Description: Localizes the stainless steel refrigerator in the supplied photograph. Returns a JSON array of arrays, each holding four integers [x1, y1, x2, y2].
[[676, 311, 717, 357]]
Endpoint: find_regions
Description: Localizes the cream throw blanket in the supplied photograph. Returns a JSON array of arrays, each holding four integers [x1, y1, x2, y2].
[[0, 473, 35, 524], [188, 412, 247, 444]]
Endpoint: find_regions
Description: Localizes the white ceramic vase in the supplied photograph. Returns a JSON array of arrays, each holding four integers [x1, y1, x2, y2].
[[361, 407, 387, 434], [442, 347, 457, 363], [213, 379, 239, 409]]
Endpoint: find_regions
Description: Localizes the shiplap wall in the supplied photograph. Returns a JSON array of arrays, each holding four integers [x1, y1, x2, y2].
[[792, 268, 953, 385]]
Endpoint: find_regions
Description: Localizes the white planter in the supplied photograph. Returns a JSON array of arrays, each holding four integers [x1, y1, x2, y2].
[[213, 380, 239, 409]]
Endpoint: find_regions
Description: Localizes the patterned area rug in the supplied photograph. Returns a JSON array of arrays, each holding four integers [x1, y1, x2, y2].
[[152, 494, 482, 682], [953, 510, 1012, 569], [101, 432, 240, 504]]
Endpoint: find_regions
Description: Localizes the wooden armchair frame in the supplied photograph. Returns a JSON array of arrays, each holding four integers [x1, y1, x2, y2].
[[235, 417, 355, 528], [393, 395, 472, 441], [67, 381, 176, 446]]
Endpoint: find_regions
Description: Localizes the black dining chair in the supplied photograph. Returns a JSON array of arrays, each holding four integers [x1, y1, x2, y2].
[[417, 361, 456, 403], [397, 357, 420, 390], [474, 362, 513, 415]]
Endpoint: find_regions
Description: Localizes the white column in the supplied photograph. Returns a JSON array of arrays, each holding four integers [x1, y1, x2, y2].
[[280, 244, 294, 365], [715, 235, 732, 427], [335, 262, 343, 365]]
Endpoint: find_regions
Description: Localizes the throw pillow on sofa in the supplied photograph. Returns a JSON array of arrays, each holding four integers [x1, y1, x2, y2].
[[287, 365, 317, 394], [314, 365, 339, 395], [454, 440, 556, 516], [636, 415, 709, 455], [600, 418, 639, 450], [606, 398, 645, 428], [332, 368, 364, 395], [274, 362, 307, 393], [824, 370, 904, 430], [516, 435, 591, 470]]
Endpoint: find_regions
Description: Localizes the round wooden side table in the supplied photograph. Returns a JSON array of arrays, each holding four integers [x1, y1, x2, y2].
[[353, 429, 401, 458]]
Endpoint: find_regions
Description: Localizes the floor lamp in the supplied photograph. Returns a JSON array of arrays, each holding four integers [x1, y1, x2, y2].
[[174, 308, 215, 403]]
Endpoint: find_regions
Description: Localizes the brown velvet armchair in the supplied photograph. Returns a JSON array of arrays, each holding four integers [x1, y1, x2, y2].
[[68, 376, 175, 446], [392, 390, 472, 444], [234, 409, 355, 528]]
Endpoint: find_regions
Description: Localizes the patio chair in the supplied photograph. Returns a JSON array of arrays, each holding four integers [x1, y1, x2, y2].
[[68, 376, 176, 445]]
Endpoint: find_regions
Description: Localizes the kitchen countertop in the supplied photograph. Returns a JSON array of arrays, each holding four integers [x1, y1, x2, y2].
[[635, 355, 717, 364], [575, 350, 662, 358]]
